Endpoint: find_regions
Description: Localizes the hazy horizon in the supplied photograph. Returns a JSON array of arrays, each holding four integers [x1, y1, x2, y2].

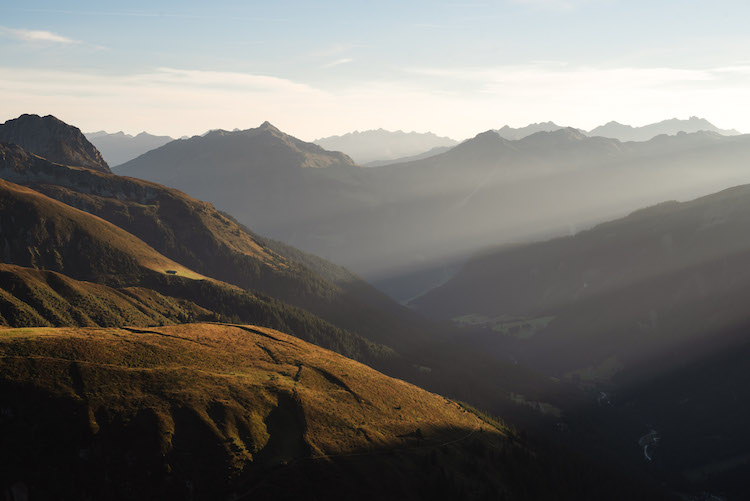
[[3, 0, 750, 140], [84, 115, 743, 143]]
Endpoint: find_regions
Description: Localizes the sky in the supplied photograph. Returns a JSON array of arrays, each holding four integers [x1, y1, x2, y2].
[[2, 0, 750, 140]]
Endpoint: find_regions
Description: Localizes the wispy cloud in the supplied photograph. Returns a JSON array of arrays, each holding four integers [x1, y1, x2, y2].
[[1, 27, 79, 44], [321, 58, 353, 69], [408, 63, 716, 90]]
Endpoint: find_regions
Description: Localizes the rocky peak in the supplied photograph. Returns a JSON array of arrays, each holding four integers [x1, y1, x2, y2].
[[0, 114, 110, 173]]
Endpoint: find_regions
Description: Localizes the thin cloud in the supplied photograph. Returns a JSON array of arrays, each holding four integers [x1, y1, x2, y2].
[[1, 27, 79, 44], [407, 63, 715, 91], [321, 58, 354, 69]]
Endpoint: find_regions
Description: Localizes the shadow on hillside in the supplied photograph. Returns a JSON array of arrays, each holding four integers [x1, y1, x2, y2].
[[0, 381, 673, 501]]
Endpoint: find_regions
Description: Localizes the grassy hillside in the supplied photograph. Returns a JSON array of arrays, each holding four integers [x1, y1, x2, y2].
[[0, 323, 672, 501], [0, 263, 213, 327], [1, 140, 434, 353], [0, 174, 396, 369], [0, 178, 205, 282]]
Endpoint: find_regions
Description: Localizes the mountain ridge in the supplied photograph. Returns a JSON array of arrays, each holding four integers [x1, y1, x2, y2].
[[116, 117, 750, 302], [588, 116, 740, 142]]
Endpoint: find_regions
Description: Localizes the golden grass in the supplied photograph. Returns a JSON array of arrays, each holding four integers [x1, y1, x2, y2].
[[0, 263, 213, 327], [0, 323, 504, 461], [0, 179, 208, 280]]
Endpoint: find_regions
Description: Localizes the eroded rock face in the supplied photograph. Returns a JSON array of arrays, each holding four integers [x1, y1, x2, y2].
[[0, 114, 110, 173]]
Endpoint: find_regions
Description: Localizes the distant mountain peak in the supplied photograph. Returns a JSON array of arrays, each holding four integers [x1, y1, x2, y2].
[[553, 127, 586, 138], [0, 114, 110, 173], [258, 120, 279, 132], [476, 129, 502, 139], [494, 121, 581, 140], [520, 127, 588, 145], [589, 117, 740, 141], [460, 130, 509, 147], [446, 129, 512, 157], [118, 120, 357, 174]]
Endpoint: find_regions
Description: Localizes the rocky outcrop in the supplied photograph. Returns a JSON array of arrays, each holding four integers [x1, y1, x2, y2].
[[0, 114, 110, 173]]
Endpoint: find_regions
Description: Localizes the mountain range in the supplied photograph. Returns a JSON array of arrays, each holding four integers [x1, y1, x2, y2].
[[84, 116, 739, 172], [313, 128, 458, 164], [85, 130, 175, 166], [2, 114, 669, 499], [494, 117, 740, 143], [2, 137, 567, 421], [589, 116, 741, 142], [3, 111, 748, 499], [495, 121, 584, 140], [118, 121, 750, 302]]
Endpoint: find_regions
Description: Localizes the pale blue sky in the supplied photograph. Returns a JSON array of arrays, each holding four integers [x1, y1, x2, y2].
[[3, 0, 750, 139]]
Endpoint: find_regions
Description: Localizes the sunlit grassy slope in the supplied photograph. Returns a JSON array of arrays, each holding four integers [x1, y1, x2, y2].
[[0, 263, 214, 327], [0, 323, 671, 501], [0, 178, 205, 281], [0, 323, 499, 499]]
